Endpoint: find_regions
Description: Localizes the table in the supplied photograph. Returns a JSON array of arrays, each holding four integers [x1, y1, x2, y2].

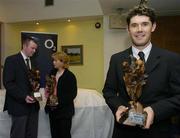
[[0, 88, 114, 138]]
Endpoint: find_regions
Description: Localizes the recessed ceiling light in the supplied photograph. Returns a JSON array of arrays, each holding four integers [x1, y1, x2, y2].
[[36, 22, 40, 25], [67, 19, 71, 22]]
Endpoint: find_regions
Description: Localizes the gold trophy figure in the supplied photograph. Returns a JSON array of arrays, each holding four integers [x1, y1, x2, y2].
[[28, 69, 42, 101], [120, 55, 148, 126], [45, 75, 59, 107]]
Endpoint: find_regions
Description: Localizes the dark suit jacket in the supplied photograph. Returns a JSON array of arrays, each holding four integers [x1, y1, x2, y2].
[[103, 45, 180, 126], [45, 68, 77, 119], [3, 52, 40, 116]]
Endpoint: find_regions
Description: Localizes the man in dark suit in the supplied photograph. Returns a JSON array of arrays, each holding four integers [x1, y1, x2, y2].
[[3, 35, 40, 138], [103, 3, 180, 138]]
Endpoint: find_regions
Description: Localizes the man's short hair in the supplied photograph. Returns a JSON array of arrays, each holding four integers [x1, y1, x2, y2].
[[22, 35, 39, 46], [126, 5, 156, 26]]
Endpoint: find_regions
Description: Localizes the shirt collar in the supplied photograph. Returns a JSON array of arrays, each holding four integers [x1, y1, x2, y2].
[[132, 43, 152, 62], [20, 51, 29, 60]]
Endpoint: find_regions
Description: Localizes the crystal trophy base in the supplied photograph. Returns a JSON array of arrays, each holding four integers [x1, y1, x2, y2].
[[123, 111, 147, 126], [119, 102, 147, 127], [33, 91, 42, 101]]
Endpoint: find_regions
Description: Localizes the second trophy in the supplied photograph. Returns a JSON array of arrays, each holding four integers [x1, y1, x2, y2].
[[45, 75, 59, 107]]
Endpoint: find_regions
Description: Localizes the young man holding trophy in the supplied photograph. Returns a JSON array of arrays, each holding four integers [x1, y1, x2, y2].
[[103, 0, 180, 138], [3, 35, 40, 138]]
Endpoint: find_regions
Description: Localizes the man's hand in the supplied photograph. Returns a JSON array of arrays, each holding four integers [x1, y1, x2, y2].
[[115, 105, 128, 123], [143, 106, 154, 129], [25, 95, 35, 103]]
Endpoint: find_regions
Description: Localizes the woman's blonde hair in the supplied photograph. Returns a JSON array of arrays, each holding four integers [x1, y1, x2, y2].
[[52, 51, 70, 68]]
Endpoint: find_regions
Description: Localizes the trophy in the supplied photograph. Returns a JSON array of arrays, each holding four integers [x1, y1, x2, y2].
[[45, 75, 59, 107], [119, 55, 148, 126], [28, 69, 42, 101]]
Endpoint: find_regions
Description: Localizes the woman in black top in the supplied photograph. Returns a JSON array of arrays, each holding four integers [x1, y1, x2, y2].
[[45, 51, 77, 138]]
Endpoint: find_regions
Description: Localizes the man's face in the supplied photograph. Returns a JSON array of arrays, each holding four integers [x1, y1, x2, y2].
[[23, 40, 38, 57], [127, 15, 156, 48]]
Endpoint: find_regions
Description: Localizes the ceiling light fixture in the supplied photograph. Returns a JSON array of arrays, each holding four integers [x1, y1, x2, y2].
[[36, 22, 40, 25], [67, 18, 71, 22]]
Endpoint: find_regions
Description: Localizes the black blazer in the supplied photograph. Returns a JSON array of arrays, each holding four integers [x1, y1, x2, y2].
[[3, 52, 40, 116], [103, 45, 180, 124], [45, 68, 77, 118]]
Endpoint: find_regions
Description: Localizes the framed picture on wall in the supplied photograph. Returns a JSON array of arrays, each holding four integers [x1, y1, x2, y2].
[[61, 45, 83, 65]]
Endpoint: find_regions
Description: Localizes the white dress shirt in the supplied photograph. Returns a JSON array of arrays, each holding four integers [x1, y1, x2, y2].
[[132, 43, 152, 62], [21, 51, 32, 69]]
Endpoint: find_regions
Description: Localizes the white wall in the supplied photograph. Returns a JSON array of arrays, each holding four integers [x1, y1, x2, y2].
[[103, 15, 131, 79]]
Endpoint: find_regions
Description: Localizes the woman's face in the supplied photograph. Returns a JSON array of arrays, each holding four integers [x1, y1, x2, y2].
[[53, 59, 64, 69]]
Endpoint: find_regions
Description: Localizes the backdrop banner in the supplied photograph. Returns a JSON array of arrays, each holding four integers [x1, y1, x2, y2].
[[21, 31, 58, 87]]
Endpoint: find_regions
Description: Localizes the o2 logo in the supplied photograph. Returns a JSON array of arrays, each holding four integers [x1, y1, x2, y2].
[[44, 39, 57, 52]]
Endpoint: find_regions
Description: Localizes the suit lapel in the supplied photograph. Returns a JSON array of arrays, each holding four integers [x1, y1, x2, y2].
[[120, 48, 133, 100], [17, 53, 33, 88], [123, 47, 133, 63], [145, 46, 161, 74], [17, 53, 29, 72]]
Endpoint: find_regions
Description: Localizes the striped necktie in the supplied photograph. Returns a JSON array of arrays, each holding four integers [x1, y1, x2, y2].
[[138, 51, 145, 62]]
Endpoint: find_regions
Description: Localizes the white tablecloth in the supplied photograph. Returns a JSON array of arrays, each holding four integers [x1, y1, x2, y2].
[[0, 88, 114, 138]]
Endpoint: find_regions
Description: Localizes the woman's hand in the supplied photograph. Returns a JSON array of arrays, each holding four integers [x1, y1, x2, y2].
[[44, 86, 50, 99]]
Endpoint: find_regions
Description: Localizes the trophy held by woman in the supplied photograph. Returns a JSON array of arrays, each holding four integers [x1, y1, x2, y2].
[[45, 75, 59, 107]]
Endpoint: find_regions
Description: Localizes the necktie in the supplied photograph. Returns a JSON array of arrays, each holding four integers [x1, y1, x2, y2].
[[25, 58, 31, 70], [138, 51, 145, 62]]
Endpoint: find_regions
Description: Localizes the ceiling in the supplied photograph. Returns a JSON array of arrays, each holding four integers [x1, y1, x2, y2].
[[0, 0, 180, 23], [0, 0, 103, 23], [99, 0, 180, 16]]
